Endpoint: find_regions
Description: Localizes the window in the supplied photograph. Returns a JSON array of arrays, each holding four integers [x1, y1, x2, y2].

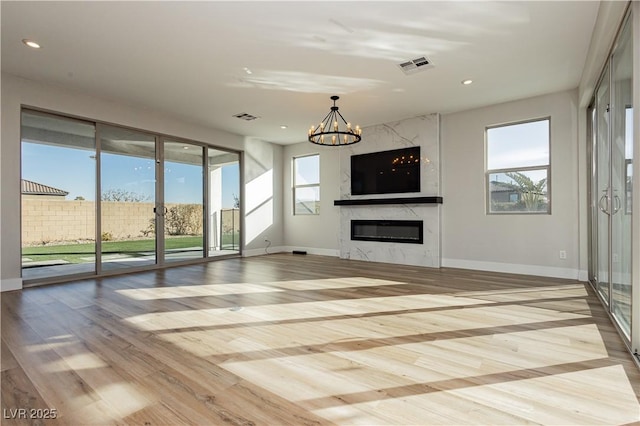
[[293, 154, 320, 215], [486, 118, 550, 214]]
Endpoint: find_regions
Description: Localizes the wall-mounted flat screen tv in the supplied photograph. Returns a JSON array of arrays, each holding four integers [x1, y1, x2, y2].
[[351, 146, 420, 195]]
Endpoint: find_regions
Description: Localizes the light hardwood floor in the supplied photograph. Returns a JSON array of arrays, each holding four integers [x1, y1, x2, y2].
[[2, 254, 639, 425]]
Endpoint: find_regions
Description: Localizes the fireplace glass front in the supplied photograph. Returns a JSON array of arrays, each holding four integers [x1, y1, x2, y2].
[[351, 220, 423, 244]]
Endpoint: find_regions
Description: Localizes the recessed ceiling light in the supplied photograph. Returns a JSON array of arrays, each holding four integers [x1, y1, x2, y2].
[[462, 79, 473, 85], [22, 39, 41, 49], [280, 125, 288, 129]]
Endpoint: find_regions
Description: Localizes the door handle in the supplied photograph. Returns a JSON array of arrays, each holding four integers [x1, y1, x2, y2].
[[153, 206, 168, 216], [612, 195, 622, 215], [598, 193, 610, 215]]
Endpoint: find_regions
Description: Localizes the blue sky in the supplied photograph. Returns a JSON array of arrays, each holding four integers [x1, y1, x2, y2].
[[22, 143, 239, 207], [487, 119, 549, 170], [294, 154, 320, 185]]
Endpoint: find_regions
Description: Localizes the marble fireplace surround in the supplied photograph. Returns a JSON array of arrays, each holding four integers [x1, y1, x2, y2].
[[337, 114, 441, 268]]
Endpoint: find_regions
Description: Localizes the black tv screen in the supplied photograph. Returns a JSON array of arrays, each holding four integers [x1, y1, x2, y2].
[[351, 146, 420, 195]]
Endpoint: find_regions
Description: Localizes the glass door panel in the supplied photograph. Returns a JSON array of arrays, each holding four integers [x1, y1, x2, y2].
[[208, 148, 240, 256], [100, 125, 157, 271], [610, 18, 633, 337], [164, 140, 204, 262], [595, 65, 611, 304], [21, 110, 96, 280]]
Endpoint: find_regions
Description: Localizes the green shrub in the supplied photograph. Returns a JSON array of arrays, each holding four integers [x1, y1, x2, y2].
[[165, 204, 203, 236]]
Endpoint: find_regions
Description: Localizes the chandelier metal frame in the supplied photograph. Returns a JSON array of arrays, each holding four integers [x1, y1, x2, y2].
[[308, 96, 361, 146]]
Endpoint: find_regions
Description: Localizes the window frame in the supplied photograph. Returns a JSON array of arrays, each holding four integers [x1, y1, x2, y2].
[[485, 117, 551, 215], [292, 153, 320, 216]]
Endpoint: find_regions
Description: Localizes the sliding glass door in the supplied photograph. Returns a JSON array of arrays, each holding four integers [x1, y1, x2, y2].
[[594, 65, 611, 305], [589, 12, 633, 341], [610, 16, 633, 336], [100, 125, 157, 272], [20, 111, 97, 280], [21, 111, 242, 283], [208, 148, 240, 256], [163, 140, 205, 262]]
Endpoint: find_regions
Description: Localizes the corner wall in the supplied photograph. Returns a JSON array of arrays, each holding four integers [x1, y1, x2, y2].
[[0, 73, 283, 291], [441, 89, 582, 279]]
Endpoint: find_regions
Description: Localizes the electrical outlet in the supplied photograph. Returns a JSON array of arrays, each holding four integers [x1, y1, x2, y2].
[[559, 250, 567, 260]]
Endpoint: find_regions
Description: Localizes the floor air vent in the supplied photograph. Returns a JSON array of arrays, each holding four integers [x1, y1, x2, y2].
[[398, 56, 434, 75]]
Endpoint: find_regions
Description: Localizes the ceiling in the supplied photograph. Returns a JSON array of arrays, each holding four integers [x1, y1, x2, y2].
[[1, 1, 600, 145]]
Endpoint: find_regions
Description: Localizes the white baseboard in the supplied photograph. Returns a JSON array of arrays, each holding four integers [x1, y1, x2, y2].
[[1, 278, 22, 292], [244, 251, 586, 281], [578, 270, 589, 282], [284, 246, 340, 257], [243, 246, 339, 258], [441, 258, 582, 280], [242, 246, 286, 257]]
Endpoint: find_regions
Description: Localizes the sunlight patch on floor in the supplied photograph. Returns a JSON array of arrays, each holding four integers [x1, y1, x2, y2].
[[265, 277, 411, 291], [155, 302, 589, 358], [116, 282, 286, 300], [455, 284, 588, 301], [116, 277, 423, 300], [220, 324, 608, 405], [46, 352, 110, 372], [124, 292, 497, 331], [93, 382, 155, 420], [311, 365, 640, 425]]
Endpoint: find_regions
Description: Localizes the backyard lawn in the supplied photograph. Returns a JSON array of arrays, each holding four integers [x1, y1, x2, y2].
[[22, 234, 239, 264]]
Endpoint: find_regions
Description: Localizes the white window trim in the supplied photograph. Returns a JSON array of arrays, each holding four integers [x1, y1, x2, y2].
[[485, 117, 551, 215], [293, 153, 320, 216]]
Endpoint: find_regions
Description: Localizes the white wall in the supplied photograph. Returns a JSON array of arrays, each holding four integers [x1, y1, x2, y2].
[[282, 142, 341, 256], [243, 137, 284, 256], [0, 73, 283, 291], [441, 89, 582, 279]]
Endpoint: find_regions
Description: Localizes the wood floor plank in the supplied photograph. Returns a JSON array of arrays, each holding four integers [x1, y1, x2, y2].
[[1, 366, 59, 426], [2, 254, 639, 425], [121, 401, 194, 426], [1, 339, 19, 372]]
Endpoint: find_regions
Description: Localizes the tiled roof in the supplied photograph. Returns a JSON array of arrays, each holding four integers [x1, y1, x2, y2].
[[21, 179, 69, 196]]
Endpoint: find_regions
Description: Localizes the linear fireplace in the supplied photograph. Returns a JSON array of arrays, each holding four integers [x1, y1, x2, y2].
[[351, 220, 423, 244]]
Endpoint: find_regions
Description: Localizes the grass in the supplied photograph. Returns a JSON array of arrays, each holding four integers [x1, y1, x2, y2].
[[23, 234, 239, 264]]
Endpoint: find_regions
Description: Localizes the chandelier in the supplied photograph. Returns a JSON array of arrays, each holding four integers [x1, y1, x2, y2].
[[308, 96, 361, 146]]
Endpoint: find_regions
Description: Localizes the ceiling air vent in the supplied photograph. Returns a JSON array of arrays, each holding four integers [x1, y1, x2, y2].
[[233, 113, 260, 121], [398, 56, 434, 75]]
